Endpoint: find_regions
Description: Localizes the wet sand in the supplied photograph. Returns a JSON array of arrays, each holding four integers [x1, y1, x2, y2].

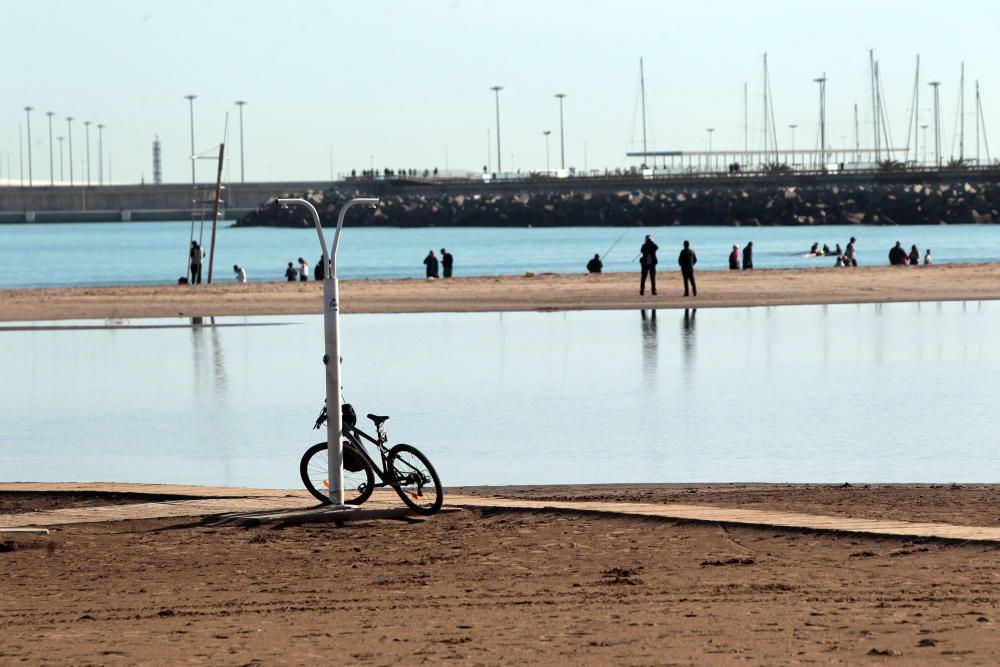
[[3, 263, 1000, 322], [2, 484, 1000, 664]]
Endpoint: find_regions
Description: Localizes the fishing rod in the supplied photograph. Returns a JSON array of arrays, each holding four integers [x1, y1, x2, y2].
[[601, 227, 632, 260]]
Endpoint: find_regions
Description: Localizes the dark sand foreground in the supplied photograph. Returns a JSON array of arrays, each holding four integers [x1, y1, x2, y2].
[[3, 263, 1000, 322], [3, 484, 1000, 665]]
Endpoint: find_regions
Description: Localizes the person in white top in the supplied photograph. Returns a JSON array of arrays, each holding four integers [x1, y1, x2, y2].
[[924, 249, 932, 265], [233, 264, 247, 283], [298, 257, 309, 281]]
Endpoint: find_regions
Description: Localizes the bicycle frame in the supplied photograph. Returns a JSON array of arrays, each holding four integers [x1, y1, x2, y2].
[[343, 423, 397, 490]]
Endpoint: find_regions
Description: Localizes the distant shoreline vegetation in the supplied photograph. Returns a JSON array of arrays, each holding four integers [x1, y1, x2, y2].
[[236, 181, 1000, 228]]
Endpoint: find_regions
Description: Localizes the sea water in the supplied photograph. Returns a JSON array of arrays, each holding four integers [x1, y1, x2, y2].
[[1, 303, 996, 488], [2, 221, 1000, 288]]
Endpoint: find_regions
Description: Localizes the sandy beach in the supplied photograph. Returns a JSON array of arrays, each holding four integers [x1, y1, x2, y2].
[[2, 484, 1000, 664], [2, 263, 1000, 322]]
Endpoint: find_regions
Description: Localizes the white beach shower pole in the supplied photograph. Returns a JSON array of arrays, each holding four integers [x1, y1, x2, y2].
[[277, 196, 379, 504]]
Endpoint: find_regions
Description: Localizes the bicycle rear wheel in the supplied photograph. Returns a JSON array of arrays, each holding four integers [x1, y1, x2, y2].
[[300, 442, 374, 505], [388, 444, 443, 515]]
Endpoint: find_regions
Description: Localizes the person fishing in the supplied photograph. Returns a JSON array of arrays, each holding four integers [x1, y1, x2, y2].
[[586, 254, 603, 273], [639, 234, 658, 296]]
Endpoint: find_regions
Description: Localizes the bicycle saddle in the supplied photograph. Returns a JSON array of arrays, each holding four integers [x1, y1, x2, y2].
[[367, 413, 390, 426]]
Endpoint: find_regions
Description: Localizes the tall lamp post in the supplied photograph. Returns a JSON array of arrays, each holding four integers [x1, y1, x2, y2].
[[276, 196, 379, 505], [814, 73, 827, 168], [555, 93, 567, 169], [46, 111, 55, 186], [235, 100, 247, 183], [57, 136, 64, 181], [543, 130, 551, 173], [490, 86, 503, 173], [97, 124, 104, 185], [84, 121, 91, 186], [66, 117, 74, 186], [24, 107, 33, 187], [789, 124, 798, 164], [706, 128, 715, 171], [185, 94, 197, 185]]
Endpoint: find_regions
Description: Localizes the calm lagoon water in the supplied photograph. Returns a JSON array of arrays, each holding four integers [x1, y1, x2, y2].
[[1, 303, 997, 488], [3, 221, 1000, 288]]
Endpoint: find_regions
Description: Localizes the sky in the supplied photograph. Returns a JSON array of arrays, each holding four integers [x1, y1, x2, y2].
[[3, 0, 999, 184]]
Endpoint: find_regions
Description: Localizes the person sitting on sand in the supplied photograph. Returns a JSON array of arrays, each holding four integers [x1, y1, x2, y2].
[[285, 262, 298, 281], [728, 245, 740, 270], [424, 250, 439, 279], [924, 248, 932, 265], [586, 254, 603, 273], [233, 265, 247, 283], [909, 245, 920, 267], [888, 241, 907, 266]]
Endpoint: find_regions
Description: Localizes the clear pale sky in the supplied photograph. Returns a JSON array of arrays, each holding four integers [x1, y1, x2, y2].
[[4, 0, 997, 183]]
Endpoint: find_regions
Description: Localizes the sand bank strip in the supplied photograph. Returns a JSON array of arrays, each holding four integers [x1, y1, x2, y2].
[[3, 263, 1000, 322]]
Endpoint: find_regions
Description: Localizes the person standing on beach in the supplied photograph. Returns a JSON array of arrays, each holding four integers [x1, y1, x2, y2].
[[639, 235, 658, 295], [189, 241, 204, 284], [888, 241, 907, 266], [678, 240, 697, 297], [233, 265, 247, 283], [298, 257, 309, 281], [924, 248, 933, 265], [424, 250, 439, 279], [440, 248, 454, 278], [845, 237, 858, 266], [742, 241, 753, 270], [314, 256, 325, 280], [285, 262, 298, 281], [908, 245, 920, 267], [587, 253, 603, 273], [728, 245, 740, 270]]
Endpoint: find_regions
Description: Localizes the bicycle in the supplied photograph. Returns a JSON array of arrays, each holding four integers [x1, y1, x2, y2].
[[299, 403, 444, 515]]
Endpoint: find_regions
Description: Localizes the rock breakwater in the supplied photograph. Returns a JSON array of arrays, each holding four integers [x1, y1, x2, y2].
[[236, 181, 1000, 228]]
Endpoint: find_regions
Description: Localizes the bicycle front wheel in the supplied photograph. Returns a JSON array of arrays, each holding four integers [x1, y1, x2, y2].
[[299, 442, 374, 505], [388, 444, 443, 515]]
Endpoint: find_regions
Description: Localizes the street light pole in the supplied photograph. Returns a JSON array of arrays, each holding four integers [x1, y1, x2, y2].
[[66, 117, 74, 186], [490, 86, 503, 173], [276, 196, 380, 506], [57, 136, 64, 182], [929, 81, 941, 167], [789, 124, 798, 163], [185, 94, 197, 185], [706, 128, 715, 170], [555, 93, 567, 170], [24, 107, 33, 187], [235, 100, 247, 183], [543, 130, 551, 173], [84, 121, 91, 186], [97, 124, 104, 186], [46, 111, 55, 186], [814, 73, 827, 168]]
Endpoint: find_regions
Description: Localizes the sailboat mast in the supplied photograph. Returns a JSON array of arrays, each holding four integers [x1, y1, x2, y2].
[[959, 62, 965, 162], [870, 49, 879, 161], [854, 103, 860, 163], [639, 57, 648, 158], [744, 81, 748, 159], [976, 80, 980, 164], [763, 53, 769, 164]]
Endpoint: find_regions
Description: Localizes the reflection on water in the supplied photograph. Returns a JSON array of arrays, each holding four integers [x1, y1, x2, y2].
[[1, 303, 999, 488]]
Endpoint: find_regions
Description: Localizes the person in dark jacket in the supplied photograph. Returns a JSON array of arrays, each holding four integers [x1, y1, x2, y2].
[[440, 248, 454, 278], [888, 241, 907, 265], [908, 244, 920, 266], [586, 254, 603, 273], [742, 241, 754, 270], [728, 245, 740, 270], [284, 262, 298, 281], [678, 240, 698, 297], [639, 235, 658, 295], [314, 256, 325, 280], [423, 250, 439, 278]]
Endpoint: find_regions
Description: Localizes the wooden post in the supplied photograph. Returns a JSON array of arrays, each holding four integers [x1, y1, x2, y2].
[[206, 142, 225, 284]]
